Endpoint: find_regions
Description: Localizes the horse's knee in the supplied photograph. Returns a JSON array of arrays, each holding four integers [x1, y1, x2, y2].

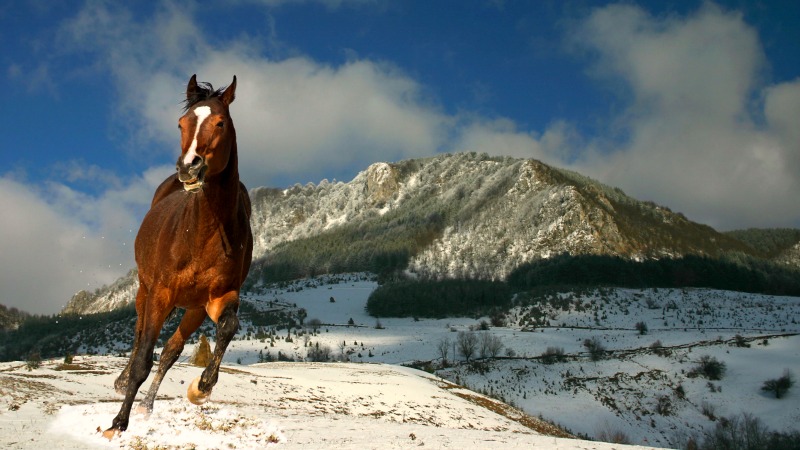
[[129, 354, 154, 384], [217, 304, 239, 338], [114, 371, 129, 395]]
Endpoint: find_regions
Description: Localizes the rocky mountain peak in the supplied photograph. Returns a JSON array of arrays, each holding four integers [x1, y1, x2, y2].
[[365, 162, 400, 207]]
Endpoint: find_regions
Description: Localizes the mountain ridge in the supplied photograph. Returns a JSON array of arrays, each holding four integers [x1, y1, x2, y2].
[[60, 152, 798, 316]]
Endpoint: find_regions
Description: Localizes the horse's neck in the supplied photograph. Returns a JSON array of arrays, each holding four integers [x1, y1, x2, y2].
[[203, 143, 241, 223]]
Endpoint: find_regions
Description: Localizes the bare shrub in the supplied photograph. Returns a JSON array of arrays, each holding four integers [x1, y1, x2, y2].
[[688, 355, 726, 380], [583, 337, 606, 361], [457, 331, 478, 361], [540, 347, 567, 364], [479, 333, 504, 359], [696, 413, 800, 449], [437, 337, 451, 366], [490, 312, 506, 327], [701, 401, 717, 421], [25, 350, 42, 371], [596, 423, 632, 445], [656, 395, 673, 416], [698, 413, 767, 450], [306, 343, 332, 362], [189, 334, 212, 367], [650, 340, 670, 357], [307, 318, 322, 332], [761, 370, 794, 399]]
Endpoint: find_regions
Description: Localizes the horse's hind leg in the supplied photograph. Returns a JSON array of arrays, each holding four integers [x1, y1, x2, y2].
[[138, 308, 207, 414], [187, 298, 239, 404]]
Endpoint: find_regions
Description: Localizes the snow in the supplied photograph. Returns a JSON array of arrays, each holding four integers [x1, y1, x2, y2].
[[2, 274, 798, 449], [0, 357, 655, 449]]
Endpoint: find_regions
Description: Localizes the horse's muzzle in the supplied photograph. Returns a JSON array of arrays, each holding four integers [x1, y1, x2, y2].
[[177, 155, 207, 192]]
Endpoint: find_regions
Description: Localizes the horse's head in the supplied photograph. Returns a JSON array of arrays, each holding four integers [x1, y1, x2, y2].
[[176, 74, 237, 192]]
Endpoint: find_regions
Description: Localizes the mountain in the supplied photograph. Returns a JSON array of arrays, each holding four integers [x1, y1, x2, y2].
[[247, 152, 757, 282], [64, 152, 793, 315], [62, 268, 138, 316]]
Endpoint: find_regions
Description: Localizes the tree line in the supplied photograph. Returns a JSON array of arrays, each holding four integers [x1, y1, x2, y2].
[[366, 279, 511, 318], [0, 304, 138, 362], [365, 253, 800, 319], [506, 253, 800, 297]]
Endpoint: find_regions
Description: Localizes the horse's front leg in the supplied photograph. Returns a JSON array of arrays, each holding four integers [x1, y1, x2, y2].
[[104, 301, 170, 439], [187, 296, 239, 405], [114, 287, 149, 395], [138, 308, 207, 414]]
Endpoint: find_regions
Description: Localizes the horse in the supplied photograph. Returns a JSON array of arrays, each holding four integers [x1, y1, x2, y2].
[[103, 74, 253, 439]]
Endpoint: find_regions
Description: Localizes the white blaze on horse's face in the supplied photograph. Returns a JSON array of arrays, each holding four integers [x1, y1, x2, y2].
[[183, 106, 212, 165]]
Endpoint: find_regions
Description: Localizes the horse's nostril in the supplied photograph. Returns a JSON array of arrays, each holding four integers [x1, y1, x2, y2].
[[190, 156, 204, 168]]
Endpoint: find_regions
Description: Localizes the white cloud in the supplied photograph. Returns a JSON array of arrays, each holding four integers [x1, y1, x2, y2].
[[59, 1, 450, 187], [566, 3, 800, 229], [453, 117, 581, 166], [459, 3, 800, 230], [201, 54, 451, 186], [0, 166, 171, 314]]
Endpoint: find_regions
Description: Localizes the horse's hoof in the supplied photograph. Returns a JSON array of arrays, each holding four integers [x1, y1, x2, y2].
[[101, 427, 120, 441], [187, 377, 210, 405]]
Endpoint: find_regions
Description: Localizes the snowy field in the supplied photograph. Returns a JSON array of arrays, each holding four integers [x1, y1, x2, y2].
[[0, 357, 656, 449], [1, 274, 798, 449], [226, 275, 800, 448]]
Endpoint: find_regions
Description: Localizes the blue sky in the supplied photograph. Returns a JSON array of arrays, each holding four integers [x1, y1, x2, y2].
[[2, 0, 799, 314]]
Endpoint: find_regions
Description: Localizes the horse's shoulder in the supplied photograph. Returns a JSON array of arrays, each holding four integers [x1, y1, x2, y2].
[[152, 174, 182, 207]]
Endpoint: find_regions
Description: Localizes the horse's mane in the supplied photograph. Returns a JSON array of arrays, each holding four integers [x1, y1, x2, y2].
[[183, 81, 227, 111]]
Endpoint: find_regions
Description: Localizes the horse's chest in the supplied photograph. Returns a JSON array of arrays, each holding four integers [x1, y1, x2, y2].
[[136, 194, 241, 291]]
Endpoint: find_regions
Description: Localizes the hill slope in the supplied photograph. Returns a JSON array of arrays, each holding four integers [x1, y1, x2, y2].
[[724, 228, 800, 266], [248, 152, 756, 283], [0, 356, 657, 450], [64, 152, 790, 315], [5, 274, 799, 448]]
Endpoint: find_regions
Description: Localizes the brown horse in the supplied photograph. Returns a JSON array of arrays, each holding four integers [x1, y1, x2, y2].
[[103, 75, 253, 439]]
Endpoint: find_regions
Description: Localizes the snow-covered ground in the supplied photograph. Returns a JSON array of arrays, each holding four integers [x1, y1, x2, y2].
[[226, 275, 800, 448], [2, 274, 798, 449], [0, 356, 656, 449]]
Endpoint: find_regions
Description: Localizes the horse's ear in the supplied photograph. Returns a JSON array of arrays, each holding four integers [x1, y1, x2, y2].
[[221, 75, 236, 106], [186, 74, 199, 101]]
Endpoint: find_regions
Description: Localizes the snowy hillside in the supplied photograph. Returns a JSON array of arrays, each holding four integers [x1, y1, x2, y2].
[[3, 274, 799, 448], [1, 357, 654, 450], [62, 269, 138, 316], [248, 153, 756, 281]]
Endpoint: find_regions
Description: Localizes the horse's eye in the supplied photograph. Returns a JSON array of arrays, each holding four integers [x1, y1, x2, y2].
[[178, 124, 183, 130], [216, 121, 225, 128]]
